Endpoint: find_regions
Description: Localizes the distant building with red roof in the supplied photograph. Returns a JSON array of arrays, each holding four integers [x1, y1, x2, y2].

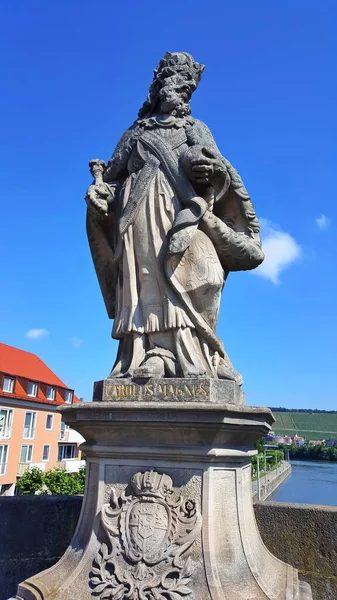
[[0, 343, 80, 406], [0, 343, 84, 496]]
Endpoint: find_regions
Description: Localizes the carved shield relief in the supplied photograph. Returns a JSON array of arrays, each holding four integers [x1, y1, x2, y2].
[[127, 499, 170, 559], [90, 470, 201, 600]]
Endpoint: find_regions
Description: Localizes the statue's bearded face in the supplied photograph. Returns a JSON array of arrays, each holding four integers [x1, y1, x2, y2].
[[156, 74, 192, 116], [158, 81, 189, 115]]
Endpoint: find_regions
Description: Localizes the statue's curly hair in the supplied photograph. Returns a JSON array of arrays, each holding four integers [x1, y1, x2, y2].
[[138, 52, 205, 118]]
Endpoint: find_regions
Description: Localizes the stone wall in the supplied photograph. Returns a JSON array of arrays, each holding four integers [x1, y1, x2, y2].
[[0, 495, 82, 600], [255, 501, 337, 600], [1, 496, 336, 600]]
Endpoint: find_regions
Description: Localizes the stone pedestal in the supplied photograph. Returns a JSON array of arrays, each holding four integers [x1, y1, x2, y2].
[[16, 380, 312, 600]]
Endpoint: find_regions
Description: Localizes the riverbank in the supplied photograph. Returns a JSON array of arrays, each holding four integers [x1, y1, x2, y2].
[[269, 460, 337, 505], [252, 460, 291, 501]]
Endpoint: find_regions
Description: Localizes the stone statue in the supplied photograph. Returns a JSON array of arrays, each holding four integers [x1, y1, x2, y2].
[[85, 52, 264, 383], [15, 53, 313, 600]]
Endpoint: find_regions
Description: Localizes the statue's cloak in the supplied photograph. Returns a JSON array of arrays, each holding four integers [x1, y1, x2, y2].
[[86, 117, 263, 357]]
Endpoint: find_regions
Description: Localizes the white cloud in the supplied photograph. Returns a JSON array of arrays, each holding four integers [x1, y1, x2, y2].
[[71, 337, 84, 348], [254, 219, 302, 284], [316, 214, 331, 230], [25, 328, 49, 340]]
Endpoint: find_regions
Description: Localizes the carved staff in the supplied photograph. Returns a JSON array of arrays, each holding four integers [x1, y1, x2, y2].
[[88, 158, 115, 236], [89, 158, 105, 187]]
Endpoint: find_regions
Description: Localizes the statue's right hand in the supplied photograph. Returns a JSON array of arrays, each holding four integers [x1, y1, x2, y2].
[[85, 184, 112, 215]]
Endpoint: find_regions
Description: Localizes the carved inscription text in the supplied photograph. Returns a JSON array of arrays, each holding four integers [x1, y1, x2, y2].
[[103, 379, 210, 401]]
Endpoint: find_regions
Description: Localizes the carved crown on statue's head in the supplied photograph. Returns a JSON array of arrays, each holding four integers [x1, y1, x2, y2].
[[154, 52, 205, 86], [130, 470, 173, 499]]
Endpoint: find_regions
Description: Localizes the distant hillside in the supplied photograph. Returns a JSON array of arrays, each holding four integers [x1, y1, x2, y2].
[[270, 410, 337, 440], [269, 407, 337, 414]]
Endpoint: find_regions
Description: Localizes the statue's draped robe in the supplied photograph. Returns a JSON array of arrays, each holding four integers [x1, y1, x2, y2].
[[86, 116, 264, 378]]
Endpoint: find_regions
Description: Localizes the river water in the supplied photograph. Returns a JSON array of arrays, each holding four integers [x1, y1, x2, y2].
[[269, 460, 337, 505]]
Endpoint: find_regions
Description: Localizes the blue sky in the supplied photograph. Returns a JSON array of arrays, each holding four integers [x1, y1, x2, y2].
[[1, 0, 336, 409]]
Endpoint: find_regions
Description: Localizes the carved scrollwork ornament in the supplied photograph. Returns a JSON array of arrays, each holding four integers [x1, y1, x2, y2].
[[90, 470, 201, 600]]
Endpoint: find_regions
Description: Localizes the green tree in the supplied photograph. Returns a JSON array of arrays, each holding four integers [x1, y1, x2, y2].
[[16, 467, 45, 495], [254, 438, 265, 453], [77, 465, 86, 490], [16, 465, 87, 496], [44, 467, 86, 495], [45, 469, 75, 495], [330, 446, 337, 461]]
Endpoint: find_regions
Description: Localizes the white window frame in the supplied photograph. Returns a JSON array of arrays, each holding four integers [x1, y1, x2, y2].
[[2, 376, 15, 393], [0, 408, 13, 439], [58, 444, 76, 461], [59, 422, 70, 441], [46, 414, 53, 431], [0, 445, 8, 476], [64, 390, 72, 404], [42, 444, 50, 462], [20, 444, 33, 464], [46, 386, 55, 400], [23, 411, 37, 439], [27, 381, 38, 397]]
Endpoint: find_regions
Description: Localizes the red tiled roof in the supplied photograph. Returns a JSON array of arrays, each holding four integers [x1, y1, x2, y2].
[[0, 343, 80, 403], [0, 343, 68, 387]]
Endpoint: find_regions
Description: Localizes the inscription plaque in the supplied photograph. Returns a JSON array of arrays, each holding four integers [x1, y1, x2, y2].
[[93, 377, 244, 405]]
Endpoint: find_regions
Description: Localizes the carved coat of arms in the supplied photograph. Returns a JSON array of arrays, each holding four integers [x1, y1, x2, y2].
[[90, 470, 201, 600]]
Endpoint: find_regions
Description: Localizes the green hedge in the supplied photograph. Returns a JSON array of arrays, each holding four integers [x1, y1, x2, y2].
[[16, 466, 86, 495], [251, 450, 283, 477]]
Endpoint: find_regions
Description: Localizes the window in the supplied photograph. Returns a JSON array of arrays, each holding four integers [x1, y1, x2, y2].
[[64, 390, 72, 404], [20, 444, 33, 463], [46, 387, 55, 400], [27, 381, 38, 397], [0, 483, 13, 495], [46, 414, 53, 430], [23, 412, 37, 439], [0, 445, 8, 475], [59, 421, 67, 440], [42, 445, 50, 461], [2, 377, 14, 393], [0, 408, 13, 439], [58, 444, 76, 461]]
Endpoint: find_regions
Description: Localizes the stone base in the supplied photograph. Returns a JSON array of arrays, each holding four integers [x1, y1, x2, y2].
[[15, 399, 312, 600], [93, 376, 245, 404]]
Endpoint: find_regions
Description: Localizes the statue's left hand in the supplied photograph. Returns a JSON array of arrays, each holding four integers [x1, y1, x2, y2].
[[182, 146, 218, 185], [191, 160, 214, 184]]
